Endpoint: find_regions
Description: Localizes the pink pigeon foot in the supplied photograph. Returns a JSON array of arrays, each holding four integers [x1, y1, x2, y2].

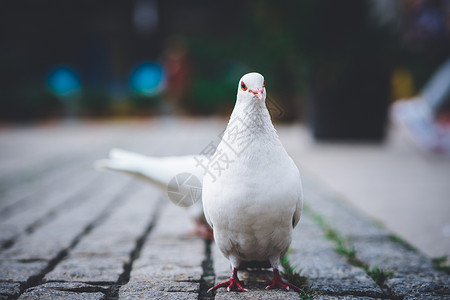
[[207, 268, 247, 293], [264, 268, 303, 292]]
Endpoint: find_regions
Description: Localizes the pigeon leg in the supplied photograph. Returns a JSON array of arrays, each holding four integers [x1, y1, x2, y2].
[[187, 219, 214, 241], [265, 268, 303, 292], [207, 268, 247, 293]]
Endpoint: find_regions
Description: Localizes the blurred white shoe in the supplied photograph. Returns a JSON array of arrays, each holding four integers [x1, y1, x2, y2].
[[391, 98, 450, 155]]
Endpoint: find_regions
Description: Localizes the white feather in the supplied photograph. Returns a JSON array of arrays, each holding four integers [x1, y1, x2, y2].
[[95, 149, 206, 217], [96, 148, 205, 189]]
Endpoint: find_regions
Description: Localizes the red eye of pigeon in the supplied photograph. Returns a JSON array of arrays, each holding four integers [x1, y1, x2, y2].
[[263, 80, 266, 88], [241, 82, 247, 91]]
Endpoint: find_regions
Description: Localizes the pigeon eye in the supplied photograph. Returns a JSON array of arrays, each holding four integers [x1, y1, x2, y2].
[[241, 82, 247, 91], [263, 80, 266, 88]]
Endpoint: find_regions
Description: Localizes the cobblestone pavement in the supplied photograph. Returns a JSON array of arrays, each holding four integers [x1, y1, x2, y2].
[[0, 118, 449, 299]]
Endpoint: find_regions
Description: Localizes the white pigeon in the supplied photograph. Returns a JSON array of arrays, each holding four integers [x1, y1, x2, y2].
[[203, 72, 303, 292], [95, 150, 212, 239]]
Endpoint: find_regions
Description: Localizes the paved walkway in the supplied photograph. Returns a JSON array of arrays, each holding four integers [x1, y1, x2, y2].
[[279, 125, 450, 259], [0, 118, 449, 299]]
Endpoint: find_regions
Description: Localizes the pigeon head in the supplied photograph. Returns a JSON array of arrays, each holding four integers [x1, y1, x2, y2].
[[237, 72, 266, 102]]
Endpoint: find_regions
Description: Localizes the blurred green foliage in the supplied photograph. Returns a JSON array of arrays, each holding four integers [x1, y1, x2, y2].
[[128, 94, 163, 115], [185, 0, 316, 114], [1, 84, 61, 121], [1, 0, 447, 121], [80, 89, 113, 116], [184, 0, 396, 119]]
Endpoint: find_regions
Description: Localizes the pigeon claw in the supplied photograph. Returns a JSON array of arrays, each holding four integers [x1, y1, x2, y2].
[[207, 278, 247, 293], [207, 268, 247, 293], [265, 268, 303, 293]]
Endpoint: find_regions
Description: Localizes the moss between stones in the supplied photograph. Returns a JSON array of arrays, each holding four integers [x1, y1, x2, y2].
[[304, 204, 394, 287], [432, 256, 450, 274], [280, 254, 318, 299]]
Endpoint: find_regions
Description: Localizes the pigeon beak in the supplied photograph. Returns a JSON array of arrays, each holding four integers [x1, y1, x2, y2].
[[250, 88, 264, 100]]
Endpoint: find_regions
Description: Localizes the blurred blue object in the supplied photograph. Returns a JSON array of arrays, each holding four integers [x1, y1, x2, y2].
[[47, 66, 81, 98], [130, 62, 165, 96]]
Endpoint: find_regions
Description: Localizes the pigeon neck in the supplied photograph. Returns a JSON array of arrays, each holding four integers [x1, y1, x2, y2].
[[220, 100, 284, 161], [227, 100, 277, 138]]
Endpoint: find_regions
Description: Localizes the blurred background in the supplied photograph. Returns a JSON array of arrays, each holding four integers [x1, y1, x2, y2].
[[0, 0, 449, 257], [1, 0, 449, 133]]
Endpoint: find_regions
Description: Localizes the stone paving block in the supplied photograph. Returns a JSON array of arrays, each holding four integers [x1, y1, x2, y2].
[[0, 155, 81, 206], [0, 168, 101, 247], [302, 176, 388, 239], [0, 226, 18, 248], [308, 279, 384, 298], [119, 288, 198, 300], [130, 236, 204, 281], [318, 296, 383, 300], [30, 282, 110, 294], [45, 256, 126, 284], [0, 174, 130, 261], [71, 188, 158, 249], [134, 238, 204, 267], [0, 260, 47, 283], [386, 272, 450, 299], [351, 235, 450, 298], [290, 215, 384, 298], [18, 287, 105, 300], [130, 261, 203, 282], [403, 293, 450, 300], [149, 204, 204, 240], [301, 176, 450, 298], [45, 183, 160, 283], [122, 279, 198, 293], [0, 175, 131, 299], [0, 281, 21, 297], [0, 146, 104, 215], [351, 237, 431, 273], [215, 289, 302, 300], [119, 203, 204, 299]]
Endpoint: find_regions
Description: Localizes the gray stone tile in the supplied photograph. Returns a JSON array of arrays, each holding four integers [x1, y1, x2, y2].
[[44, 256, 126, 284], [45, 184, 159, 283], [403, 293, 450, 300], [0, 175, 130, 262], [215, 289, 302, 299], [18, 288, 105, 300], [121, 280, 198, 293], [129, 262, 202, 282], [351, 237, 432, 273], [318, 296, 383, 300], [0, 168, 100, 247], [309, 278, 384, 298], [31, 282, 110, 294], [301, 175, 450, 299], [0, 260, 47, 283], [120, 203, 203, 298], [290, 215, 384, 298], [119, 289, 198, 300], [386, 272, 450, 299], [302, 176, 388, 239], [0, 281, 21, 297]]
